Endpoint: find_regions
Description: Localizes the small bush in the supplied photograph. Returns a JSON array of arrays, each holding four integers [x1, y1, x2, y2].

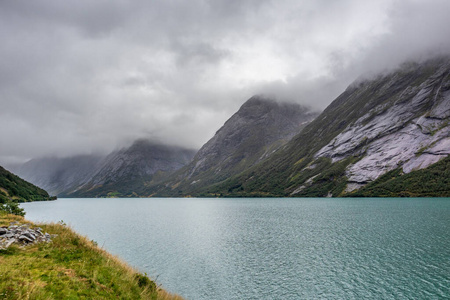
[[135, 273, 157, 292], [0, 201, 25, 216]]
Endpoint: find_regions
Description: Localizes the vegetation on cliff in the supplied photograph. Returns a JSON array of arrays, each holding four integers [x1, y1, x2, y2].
[[348, 156, 450, 197]]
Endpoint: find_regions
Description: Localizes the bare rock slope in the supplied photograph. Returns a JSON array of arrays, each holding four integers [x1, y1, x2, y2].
[[198, 56, 450, 197], [315, 59, 450, 191]]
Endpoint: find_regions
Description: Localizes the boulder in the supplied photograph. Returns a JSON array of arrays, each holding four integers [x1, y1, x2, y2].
[[19, 235, 34, 243], [23, 231, 36, 241]]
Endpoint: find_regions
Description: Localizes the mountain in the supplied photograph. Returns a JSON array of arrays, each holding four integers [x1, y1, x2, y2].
[[152, 95, 319, 196], [11, 155, 104, 196], [159, 56, 450, 197], [66, 140, 196, 197], [0, 165, 53, 203], [11, 57, 449, 198], [12, 140, 196, 198]]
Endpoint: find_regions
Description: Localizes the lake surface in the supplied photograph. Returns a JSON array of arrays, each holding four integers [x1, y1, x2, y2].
[[22, 198, 450, 299]]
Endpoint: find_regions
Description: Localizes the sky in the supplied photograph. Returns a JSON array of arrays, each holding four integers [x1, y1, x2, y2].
[[1, 0, 450, 165]]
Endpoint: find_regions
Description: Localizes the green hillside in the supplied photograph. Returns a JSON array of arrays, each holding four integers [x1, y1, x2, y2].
[[0, 166, 54, 203]]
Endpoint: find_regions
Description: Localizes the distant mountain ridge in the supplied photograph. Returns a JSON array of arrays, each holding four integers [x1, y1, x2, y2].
[[12, 140, 196, 197], [67, 140, 196, 197], [12, 155, 104, 196]]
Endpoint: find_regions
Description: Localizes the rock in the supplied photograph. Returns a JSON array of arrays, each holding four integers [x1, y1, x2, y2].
[[315, 61, 450, 187], [0, 228, 6, 235], [0, 222, 55, 248], [4, 239, 15, 249], [19, 235, 34, 243], [23, 231, 36, 241]]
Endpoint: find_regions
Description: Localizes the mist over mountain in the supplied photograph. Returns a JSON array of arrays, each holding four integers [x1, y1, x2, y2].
[[151, 96, 319, 195], [66, 140, 196, 197], [10, 155, 105, 196], [2, 1, 450, 166], [11, 56, 449, 198], [152, 56, 450, 197], [12, 140, 196, 197], [0, 165, 53, 204]]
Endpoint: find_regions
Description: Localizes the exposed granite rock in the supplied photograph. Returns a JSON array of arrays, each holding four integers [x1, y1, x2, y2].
[[315, 59, 450, 191]]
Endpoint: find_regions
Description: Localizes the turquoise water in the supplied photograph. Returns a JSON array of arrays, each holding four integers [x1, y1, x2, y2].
[[22, 198, 450, 299]]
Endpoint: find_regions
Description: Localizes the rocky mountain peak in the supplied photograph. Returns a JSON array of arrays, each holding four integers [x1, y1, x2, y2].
[[195, 96, 317, 170], [161, 96, 320, 194]]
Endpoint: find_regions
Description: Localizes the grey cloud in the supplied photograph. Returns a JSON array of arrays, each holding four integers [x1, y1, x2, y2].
[[1, 0, 450, 165], [172, 41, 230, 68]]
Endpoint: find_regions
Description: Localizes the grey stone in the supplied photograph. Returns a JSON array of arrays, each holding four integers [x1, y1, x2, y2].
[[19, 235, 34, 243], [23, 232, 36, 241], [5, 239, 15, 248], [1, 222, 55, 247], [0, 228, 6, 235], [314, 62, 450, 188]]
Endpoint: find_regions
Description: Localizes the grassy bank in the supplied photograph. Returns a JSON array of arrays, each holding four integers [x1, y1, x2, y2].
[[0, 212, 182, 300]]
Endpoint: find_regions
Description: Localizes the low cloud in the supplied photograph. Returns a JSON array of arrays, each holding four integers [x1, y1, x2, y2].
[[1, 0, 450, 164]]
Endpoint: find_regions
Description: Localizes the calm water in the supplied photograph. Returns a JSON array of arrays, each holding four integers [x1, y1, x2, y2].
[[22, 198, 450, 299]]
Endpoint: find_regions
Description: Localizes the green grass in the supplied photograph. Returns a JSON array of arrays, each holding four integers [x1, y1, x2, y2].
[[0, 213, 183, 300]]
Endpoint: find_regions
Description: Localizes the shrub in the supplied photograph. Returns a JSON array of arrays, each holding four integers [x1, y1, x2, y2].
[[0, 201, 25, 216]]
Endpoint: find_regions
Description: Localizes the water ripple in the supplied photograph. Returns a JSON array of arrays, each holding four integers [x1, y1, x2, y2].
[[22, 197, 450, 299]]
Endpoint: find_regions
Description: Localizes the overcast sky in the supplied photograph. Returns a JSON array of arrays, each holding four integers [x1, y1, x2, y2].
[[1, 0, 450, 165]]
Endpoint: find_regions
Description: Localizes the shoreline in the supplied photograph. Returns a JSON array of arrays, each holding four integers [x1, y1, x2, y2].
[[0, 212, 183, 299]]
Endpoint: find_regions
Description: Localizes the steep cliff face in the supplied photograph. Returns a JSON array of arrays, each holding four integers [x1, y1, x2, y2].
[[195, 56, 450, 197], [190, 96, 317, 177], [156, 96, 319, 195], [314, 58, 450, 191]]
